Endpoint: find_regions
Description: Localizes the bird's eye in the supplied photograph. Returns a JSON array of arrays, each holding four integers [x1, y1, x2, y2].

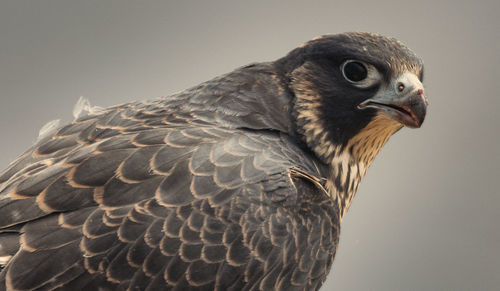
[[342, 61, 367, 82], [340, 60, 382, 88]]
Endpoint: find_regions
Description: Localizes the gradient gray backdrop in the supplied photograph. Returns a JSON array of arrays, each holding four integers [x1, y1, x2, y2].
[[1, 1, 498, 290]]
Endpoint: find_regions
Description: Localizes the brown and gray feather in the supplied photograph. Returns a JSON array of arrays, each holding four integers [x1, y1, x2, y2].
[[0, 32, 423, 291], [0, 63, 338, 291]]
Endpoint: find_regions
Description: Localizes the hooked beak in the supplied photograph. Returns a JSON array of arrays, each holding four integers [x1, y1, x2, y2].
[[358, 72, 428, 128]]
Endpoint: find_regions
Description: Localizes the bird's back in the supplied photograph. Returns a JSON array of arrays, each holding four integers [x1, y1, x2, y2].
[[0, 64, 339, 290]]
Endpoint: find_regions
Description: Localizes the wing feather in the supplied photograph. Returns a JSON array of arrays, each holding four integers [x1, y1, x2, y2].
[[0, 103, 338, 291]]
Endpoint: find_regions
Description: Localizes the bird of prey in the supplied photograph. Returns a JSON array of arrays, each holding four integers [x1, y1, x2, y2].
[[0, 32, 427, 291]]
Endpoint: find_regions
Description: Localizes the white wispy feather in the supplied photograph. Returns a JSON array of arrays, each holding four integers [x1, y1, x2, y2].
[[73, 96, 103, 119], [37, 119, 61, 140]]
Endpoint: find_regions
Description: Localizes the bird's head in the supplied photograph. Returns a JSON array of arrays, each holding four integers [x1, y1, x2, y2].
[[276, 32, 428, 165]]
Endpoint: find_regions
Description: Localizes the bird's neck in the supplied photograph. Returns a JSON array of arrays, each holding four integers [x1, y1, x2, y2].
[[325, 115, 402, 219], [289, 73, 403, 218]]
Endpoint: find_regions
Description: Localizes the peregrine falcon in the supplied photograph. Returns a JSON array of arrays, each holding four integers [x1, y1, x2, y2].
[[0, 32, 427, 290]]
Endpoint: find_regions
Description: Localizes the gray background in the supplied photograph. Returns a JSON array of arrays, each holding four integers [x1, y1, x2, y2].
[[1, 1, 498, 290]]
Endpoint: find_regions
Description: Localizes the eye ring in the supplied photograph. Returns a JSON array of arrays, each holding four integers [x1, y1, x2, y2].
[[340, 60, 382, 88], [342, 61, 367, 83]]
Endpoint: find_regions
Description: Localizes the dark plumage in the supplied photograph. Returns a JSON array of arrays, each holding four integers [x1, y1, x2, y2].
[[0, 32, 427, 290]]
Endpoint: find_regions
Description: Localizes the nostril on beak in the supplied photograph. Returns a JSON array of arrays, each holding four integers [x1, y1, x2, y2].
[[397, 82, 405, 92]]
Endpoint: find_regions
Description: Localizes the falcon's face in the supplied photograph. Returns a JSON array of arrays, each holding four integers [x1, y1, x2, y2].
[[279, 32, 428, 163], [340, 60, 426, 129]]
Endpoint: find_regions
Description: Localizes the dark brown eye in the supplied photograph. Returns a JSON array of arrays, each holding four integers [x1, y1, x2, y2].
[[342, 61, 368, 82]]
